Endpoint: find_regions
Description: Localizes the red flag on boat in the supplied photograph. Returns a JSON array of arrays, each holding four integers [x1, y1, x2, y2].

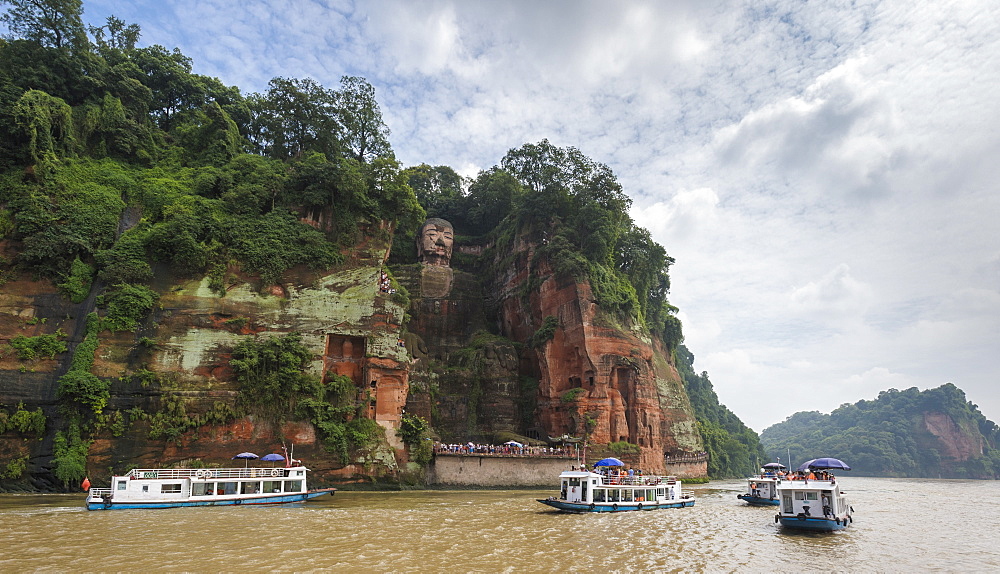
[[81, 477, 91, 491]]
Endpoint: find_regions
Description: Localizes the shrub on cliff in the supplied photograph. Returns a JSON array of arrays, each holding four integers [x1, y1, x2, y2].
[[97, 283, 158, 332], [398, 414, 433, 465], [9, 332, 66, 360]]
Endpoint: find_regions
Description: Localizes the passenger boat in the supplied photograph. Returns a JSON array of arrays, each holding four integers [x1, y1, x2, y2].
[[536, 459, 695, 513], [774, 458, 854, 531], [737, 462, 785, 506], [85, 465, 335, 511]]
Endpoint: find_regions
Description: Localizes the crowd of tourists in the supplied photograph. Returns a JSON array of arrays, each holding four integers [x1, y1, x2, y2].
[[434, 443, 575, 457], [378, 270, 396, 294], [580, 465, 666, 485], [768, 469, 836, 482]]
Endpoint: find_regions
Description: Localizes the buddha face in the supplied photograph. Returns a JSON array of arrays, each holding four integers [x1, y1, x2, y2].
[[417, 219, 454, 266]]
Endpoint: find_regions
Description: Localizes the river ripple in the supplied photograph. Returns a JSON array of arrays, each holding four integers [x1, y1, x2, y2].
[[1, 477, 998, 572]]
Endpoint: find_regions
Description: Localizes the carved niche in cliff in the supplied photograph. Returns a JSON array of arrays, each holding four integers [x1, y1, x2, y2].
[[416, 217, 454, 298], [323, 334, 408, 425]]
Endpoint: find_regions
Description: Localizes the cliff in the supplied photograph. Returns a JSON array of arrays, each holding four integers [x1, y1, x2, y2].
[[1, 222, 709, 490], [0, 237, 412, 489]]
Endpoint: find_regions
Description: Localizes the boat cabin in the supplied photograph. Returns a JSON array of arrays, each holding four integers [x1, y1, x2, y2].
[[778, 481, 845, 519]]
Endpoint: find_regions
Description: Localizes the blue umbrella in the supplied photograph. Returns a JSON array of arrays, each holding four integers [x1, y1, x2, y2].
[[260, 453, 285, 467], [806, 457, 851, 471], [797, 459, 817, 472], [762, 462, 786, 469], [594, 457, 625, 467], [233, 452, 258, 467]]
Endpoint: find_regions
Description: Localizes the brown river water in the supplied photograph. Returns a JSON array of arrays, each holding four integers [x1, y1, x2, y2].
[[1, 477, 998, 572]]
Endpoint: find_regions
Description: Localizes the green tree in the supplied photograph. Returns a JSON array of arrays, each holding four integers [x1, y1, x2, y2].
[[334, 75, 392, 163], [87, 14, 139, 54], [0, 0, 87, 50], [249, 76, 339, 160]]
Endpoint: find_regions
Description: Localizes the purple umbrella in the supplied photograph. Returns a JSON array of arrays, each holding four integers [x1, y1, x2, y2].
[[233, 452, 259, 467], [805, 457, 851, 471]]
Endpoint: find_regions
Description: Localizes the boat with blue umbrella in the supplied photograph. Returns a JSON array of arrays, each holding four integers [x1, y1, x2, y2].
[[84, 450, 335, 511], [774, 457, 854, 531], [537, 457, 695, 513], [737, 462, 785, 506]]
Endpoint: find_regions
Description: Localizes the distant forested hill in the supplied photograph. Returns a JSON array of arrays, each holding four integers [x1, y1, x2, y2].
[[760, 384, 1000, 479], [677, 345, 766, 478]]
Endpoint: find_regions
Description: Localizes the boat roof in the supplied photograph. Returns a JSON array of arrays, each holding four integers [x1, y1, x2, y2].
[[558, 470, 599, 478]]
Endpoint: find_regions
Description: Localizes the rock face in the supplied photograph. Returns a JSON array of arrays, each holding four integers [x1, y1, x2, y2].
[[0, 223, 706, 488], [0, 238, 411, 488], [486, 236, 702, 474], [922, 412, 985, 462]]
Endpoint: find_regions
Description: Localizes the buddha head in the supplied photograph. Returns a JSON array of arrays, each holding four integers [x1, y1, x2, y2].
[[416, 217, 454, 267]]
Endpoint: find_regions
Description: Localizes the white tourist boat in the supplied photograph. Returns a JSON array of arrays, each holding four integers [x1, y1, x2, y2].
[[737, 462, 785, 506], [537, 458, 695, 513], [774, 458, 854, 531], [85, 458, 335, 511]]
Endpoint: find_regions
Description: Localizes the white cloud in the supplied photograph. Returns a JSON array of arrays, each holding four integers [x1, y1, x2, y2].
[[788, 263, 873, 322]]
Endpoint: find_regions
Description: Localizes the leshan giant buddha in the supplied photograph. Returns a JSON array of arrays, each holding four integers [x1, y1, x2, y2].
[[416, 218, 454, 267]]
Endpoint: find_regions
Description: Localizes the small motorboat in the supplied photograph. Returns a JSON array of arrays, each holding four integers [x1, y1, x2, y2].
[[737, 462, 785, 506], [774, 458, 854, 531]]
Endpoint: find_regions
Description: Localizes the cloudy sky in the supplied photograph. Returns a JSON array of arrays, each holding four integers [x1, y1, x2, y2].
[[69, 0, 998, 431]]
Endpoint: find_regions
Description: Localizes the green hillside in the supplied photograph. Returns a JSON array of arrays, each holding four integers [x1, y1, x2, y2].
[[760, 384, 1000, 478]]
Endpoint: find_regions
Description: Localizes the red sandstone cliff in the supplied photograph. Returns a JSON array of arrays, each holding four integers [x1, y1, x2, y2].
[[489, 234, 703, 474]]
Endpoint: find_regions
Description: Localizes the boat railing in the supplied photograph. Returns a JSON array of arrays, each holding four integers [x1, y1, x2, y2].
[[88, 488, 112, 498], [596, 475, 679, 487], [124, 467, 290, 480]]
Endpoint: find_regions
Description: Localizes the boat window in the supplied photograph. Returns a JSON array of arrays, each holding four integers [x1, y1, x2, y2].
[[220, 481, 238, 495], [794, 492, 805, 500], [241, 482, 261, 494], [806, 492, 818, 500], [568, 478, 580, 486], [609, 490, 620, 502], [262, 480, 282, 493], [284, 480, 302, 492], [192, 483, 212, 496], [117, 481, 127, 491], [657, 488, 665, 498], [161, 483, 182, 494], [142, 485, 149, 492], [594, 490, 606, 502], [622, 490, 633, 502], [783, 495, 793, 513]]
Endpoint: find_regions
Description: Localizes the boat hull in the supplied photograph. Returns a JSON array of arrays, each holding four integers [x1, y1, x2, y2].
[[87, 488, 335, 511], [737, 494, 780, 506], [777, 514, 851, 532], [536, 498, 695, 513]]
